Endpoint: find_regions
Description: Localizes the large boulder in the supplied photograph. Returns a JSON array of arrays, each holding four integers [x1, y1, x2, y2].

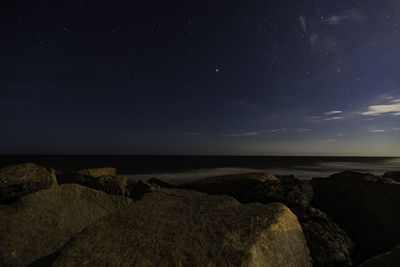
[[50, 189, 312, 266], [0, 184, 132, 266], [183, 172, 313, 207], [359, 245, 400, 267], [290, 205, 354, 267], [311, 171, 400, 264], [0, 163, 57, 203], [74, 167, 117, 177]]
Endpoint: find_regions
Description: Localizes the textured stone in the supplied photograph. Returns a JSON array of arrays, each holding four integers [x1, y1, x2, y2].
[[51, 189, 312, 267]]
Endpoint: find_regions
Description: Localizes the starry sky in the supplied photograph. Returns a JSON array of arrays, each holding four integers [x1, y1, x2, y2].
[[1, 0, 400, 156]]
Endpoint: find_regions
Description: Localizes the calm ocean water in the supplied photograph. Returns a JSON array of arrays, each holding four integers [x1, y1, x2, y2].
[[1, 155, 399, 184]]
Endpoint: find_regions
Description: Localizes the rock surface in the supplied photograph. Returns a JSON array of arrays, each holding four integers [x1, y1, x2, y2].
[[311, 171, 400, 264], [359, 245, 400, 267], [383, 171, 400, 182], [50, 189, 312, 267], [148, 177, 178, 188], [85, 175, 132, 197], [74, 167, 117, 177], [0, 163, 57, 203], [0, 184, 132, 266], [290, 205, 354, 267]]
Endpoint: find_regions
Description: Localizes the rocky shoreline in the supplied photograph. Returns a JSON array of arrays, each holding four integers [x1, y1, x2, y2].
[[1, 163, 400, 266]]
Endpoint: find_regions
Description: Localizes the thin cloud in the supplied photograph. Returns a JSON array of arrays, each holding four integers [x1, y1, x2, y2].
[[219, 131, 260, 137], [325, 116, 344, 121], [324, 110, 343, 115], [361, 103, 400, 116], [336, 133, 346, 137], [299, 15, 307, 32], [369, 129, 385, 133], [323, 139, 336, 143], [265, 128, 288, 134], [325, 10, 365, 25], [393, 128, 400, 131], [295, 128, 310, 133]]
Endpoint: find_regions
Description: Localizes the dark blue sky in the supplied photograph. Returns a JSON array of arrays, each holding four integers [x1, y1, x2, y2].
[[1, 0, 399, 155]]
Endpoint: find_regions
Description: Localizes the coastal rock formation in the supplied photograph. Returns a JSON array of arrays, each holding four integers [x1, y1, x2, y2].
[[383, 171, 400, 182], [0, 163, 57, 203], [148, 177, 178, 188], [85, 175, 132, 197], [56, 167, 117, 185], [50, 189, 312, 266], [290, 205, 354, 267], [73, 167, 117, 177], [311, 171, 400, 264], [0, 184, 132, 266], [359, 245, 400, 267], [183, 172, 313, 206]]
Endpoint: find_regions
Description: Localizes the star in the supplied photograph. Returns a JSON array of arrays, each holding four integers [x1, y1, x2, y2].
[[215, 68, 219, 72]]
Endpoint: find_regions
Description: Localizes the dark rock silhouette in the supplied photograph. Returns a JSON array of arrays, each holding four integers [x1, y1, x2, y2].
[[359, 245, 400, 267], [148, 177, 178, 188], [290, 205, 353, 267], [383, 171, 400, 182], [0, 163, 57, 204], [56, 167, 117, 185], [0, 184, 132, 266], [50, 189, 312, 266], [311, 171, 400, 264], [85, 175, 132, 197]]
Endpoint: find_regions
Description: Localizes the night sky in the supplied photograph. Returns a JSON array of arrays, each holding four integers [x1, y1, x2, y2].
[[1, 0, 400, 156]]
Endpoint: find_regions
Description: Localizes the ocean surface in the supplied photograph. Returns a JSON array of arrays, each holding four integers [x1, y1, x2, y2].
[[1, 155, 399, 184]]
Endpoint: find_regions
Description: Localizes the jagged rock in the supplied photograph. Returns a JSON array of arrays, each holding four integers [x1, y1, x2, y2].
[[148, 177, 178, 188], [85, 175, 131, 197], [74, 167, 117, 177], [50, 189, 312, 266], [183, 172, 312, 206], [128, 180, 158, 200], [383, 171, 400, 182], [359, 245, 400, 267], [290, 205, 354, 267], [311, 171, 400, 264], [0, 184, 132, 266], [0, 163, 57, 204], [56, 167, 117, 185]]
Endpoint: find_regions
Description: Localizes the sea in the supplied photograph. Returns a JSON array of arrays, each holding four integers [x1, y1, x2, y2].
[[1, 155, 399, 184]]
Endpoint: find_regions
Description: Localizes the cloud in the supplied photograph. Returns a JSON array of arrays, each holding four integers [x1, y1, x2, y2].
[[325, 116, 344, 121], [219, 131, 261, 137], [295, 128, 310, 133], [369, 130, 385, 133], [393, 128, 400, 131], [299, 15, 307, 32], [361, 103, 400, 116], [325, 10, 365, 25], [324, 110, 342, 115], [336, 133, 346, 137], [264, 128, 288, 134], [323, 139, 336, 143]]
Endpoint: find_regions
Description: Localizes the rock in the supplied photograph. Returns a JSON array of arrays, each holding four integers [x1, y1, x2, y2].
[[311, 171, 400, 264], [56, 172, 96, 185], [383, 171, 400, 182], [359, 245, 400, 267], [85, 175, 131, 197], [148, 177, 178, 188], [290, 205, 354, 267], [56, 167, 117, 185], [50, 189, 312, 266], [0, 184, 132, 266], [0, 163, 57, 204], [182, 172, 279, 197], [128, 180, 158, 200], [74, 167, 117, 177], [184, 172, 312, 207]]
